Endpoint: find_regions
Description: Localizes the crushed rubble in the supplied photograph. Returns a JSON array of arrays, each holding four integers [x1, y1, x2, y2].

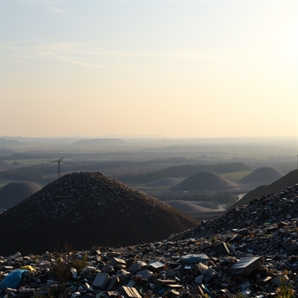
[[1, 183, 298, 297], [0, 172, 198, 255]]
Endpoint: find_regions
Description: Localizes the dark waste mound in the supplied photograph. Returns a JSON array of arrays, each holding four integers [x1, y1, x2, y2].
[[0, 172, 198, 256], [165, 200, 214, 213], [146, 177, 182, 187], [0, 181, 42, 210], [230, 169, 298, 208], [170, 171, 239, 191], [237, 167, 283, 185]]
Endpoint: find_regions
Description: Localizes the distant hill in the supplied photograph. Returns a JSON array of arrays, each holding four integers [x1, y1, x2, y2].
[[0, 172, 198, 255], [230, 169, 298, 208], [0, 181, 42, 211], [0, 138, 21, 146], [72, 138, 126, 146], [237, 167, 284, 185], [118, 162, 250, 184], [170, 171, 239, 191]]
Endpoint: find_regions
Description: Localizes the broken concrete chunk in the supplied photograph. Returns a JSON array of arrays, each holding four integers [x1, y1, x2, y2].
[[229, 257, 264, 275], [107, 291, 121, 297], [272, 274, 289, 286], [92, 272, 110, 290], [194, 275, 204, 284], [70, 267, 77, 279], [156, 279, 176, 285], [80, 266, 97, 276], [197, 262, 208, 275], [122, 286, 142, 298], [148, 260, 164, 270], [180, 253, 209, 264], [107, 276, 120, 291], [127, 261, 147, 273], [110, 257, 126, 267], [257, 276, 272, 284], [135, 269, 154, 280], [214, 242, 230, 256], [8, 252, 21, 260]]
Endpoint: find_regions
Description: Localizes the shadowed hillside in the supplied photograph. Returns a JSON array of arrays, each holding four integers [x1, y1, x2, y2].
[[0, 172, 198, 255], [230, 169, 298, 208], [0, 181, 42, 211], [237, 167, 283, 185], [170, 171, 239, 191]]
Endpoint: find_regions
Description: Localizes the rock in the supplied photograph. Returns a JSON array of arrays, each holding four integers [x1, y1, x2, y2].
[[92, 273, 110, 290]]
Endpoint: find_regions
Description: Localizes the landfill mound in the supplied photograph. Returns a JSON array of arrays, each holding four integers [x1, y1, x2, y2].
[[0, 181, 42, 211], [165, 200, 214, 213], [0, 184, 297, 297], [237, 167, 284, 185], [231, 169, 298, 208], [170, 171, 239, 191], [146, 177, 182, 187], [0, 172, 198, 255]]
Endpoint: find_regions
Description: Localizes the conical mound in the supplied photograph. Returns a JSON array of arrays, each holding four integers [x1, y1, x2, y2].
[[230, 169, 298, 208], [0, 172, 198, 255], [237, 167, 283, 185], [0, 181, 42, 211], [170, 171, 239, 191]]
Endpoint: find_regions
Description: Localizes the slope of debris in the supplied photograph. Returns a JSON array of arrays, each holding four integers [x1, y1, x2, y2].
[[0, 172, 198, 256], [0, 181, 42, 212], [0, 184, 297, 297], [175, 183, 298, 240]]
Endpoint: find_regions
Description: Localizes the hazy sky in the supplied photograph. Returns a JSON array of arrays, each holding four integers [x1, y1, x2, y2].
[[1, 0, 297, 138]]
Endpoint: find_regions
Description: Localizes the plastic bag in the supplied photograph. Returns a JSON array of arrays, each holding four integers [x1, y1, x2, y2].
[[0, 269, 28, 290]]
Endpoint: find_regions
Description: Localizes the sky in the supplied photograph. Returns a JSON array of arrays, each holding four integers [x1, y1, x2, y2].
[[1, 0, 297, 139]]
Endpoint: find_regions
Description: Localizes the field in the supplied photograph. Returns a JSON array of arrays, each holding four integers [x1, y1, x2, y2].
[[219, 171, 252, 181]]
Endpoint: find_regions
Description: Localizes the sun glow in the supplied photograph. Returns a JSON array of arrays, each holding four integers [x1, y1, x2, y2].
[[284, 26, 298, 64]]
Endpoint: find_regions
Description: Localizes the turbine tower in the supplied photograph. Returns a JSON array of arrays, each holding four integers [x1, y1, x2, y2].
[[52, 157, 64, 179]]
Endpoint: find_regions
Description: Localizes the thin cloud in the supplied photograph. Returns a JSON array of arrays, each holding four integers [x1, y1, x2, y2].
[[70, 48, 251, 64], [2, 41, 77, 52], [40, 52, 107, 69], [45, 5, 66, 15], [3, 41, 106, 68], [2, 39, 254, 68]]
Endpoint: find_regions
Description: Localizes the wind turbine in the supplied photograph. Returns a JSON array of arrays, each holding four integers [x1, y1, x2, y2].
[[52, 157, 64, 179]]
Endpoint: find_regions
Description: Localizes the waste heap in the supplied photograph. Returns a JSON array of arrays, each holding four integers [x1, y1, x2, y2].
[[0, 172, 198, 255], [1, 184, 298, 297]]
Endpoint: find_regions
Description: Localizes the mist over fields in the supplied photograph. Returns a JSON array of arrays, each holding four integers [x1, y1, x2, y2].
[[1, 136, 297, 219]]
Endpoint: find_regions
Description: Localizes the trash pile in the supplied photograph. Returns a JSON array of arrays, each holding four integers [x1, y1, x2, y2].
[[1, 184, 298, 297], [0, 172, 198, 255]]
